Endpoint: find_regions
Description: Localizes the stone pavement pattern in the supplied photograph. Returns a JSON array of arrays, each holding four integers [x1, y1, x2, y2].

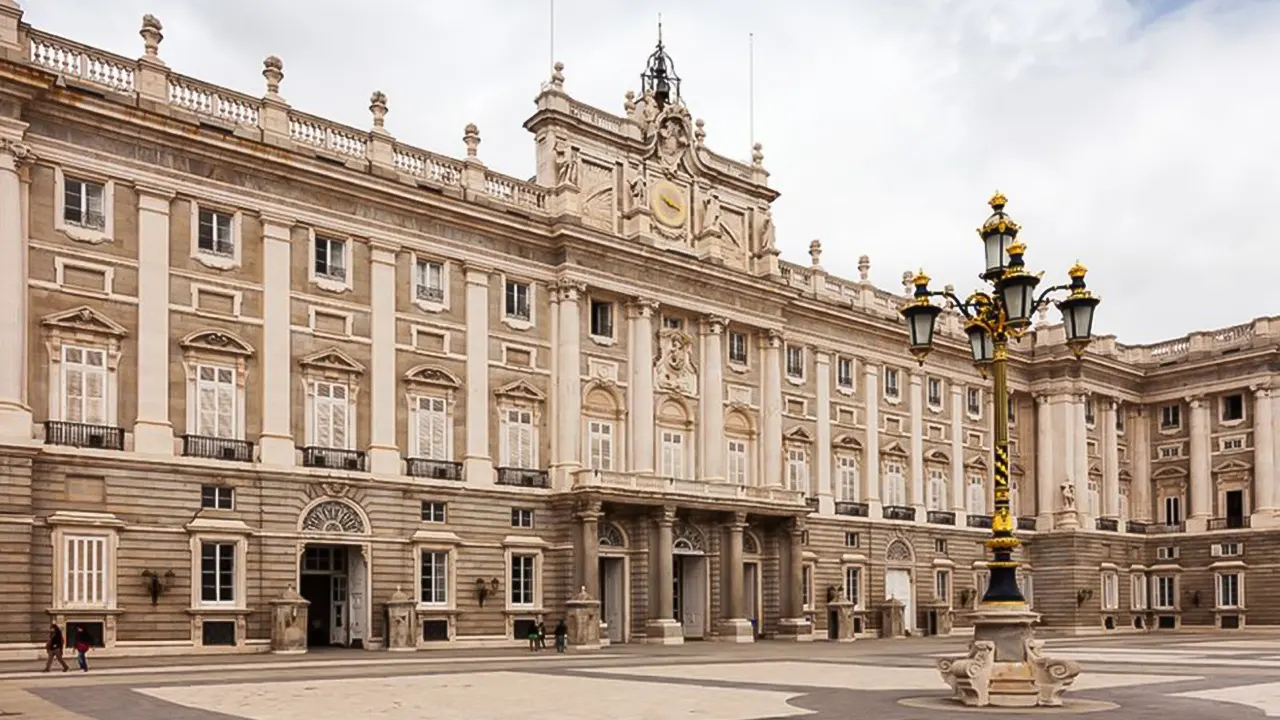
[[10, 633, 1280, 719]]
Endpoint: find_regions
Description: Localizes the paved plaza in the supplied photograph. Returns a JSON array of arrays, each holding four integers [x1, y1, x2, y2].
[[6, 633, 1280, 719]]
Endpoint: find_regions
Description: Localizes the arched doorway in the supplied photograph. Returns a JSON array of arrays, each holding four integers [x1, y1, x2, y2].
[[742, 530, 763, 638], [884, 538, 916, 634], [597, 522, 630, 643], [672, 521, 709, 640], [297, 497, 372, 649]]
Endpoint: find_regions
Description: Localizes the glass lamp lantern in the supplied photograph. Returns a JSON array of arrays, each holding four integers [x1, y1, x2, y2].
[[1057, 263, 1100, 357], [965, 319, 995, 367], [979, 192, 1020, 280], [900, 272, 943, 364], [997, 242, 1041, 328]]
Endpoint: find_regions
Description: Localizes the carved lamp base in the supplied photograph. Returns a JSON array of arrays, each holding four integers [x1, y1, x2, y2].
[[1054, 510, 1081, 530], [937, 605, 1081, 708]]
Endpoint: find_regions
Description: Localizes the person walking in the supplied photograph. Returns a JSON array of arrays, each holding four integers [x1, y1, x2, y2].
[[71, 626, 90, 672], [42, 623, 70, 672], [554, 619, 568, 653], [535, 620, 548, 651]]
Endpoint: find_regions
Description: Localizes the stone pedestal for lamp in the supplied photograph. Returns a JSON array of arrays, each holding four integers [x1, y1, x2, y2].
[[938, 605, 1081, 708]]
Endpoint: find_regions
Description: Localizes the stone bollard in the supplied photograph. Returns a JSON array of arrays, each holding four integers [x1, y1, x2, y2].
[[270, 585, 310, 654], [877, 598, 905, 638], [828, 598, 857, 642], [565, 586, 601, 649], [385, 586, 417, 652]]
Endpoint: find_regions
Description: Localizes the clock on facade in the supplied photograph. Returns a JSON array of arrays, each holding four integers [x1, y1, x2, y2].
[[650, 180, 688, 228]]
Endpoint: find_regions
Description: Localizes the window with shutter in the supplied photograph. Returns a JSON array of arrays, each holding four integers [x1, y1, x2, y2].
[[588, 420, 613, 470], [414, 396, 448, 459], [928, 470, 947, 510], [786, 449, 808, 492], [61, 345, 107, 424], [62, 534, 108, 608], [503, 409, 535, 468], [837, 456, 859, 501], [727, 440, 748, 485], [196, 365, 237, 438], [884, 462, 906, 506], [313, 381, 350, 449], [660, 431, 685, 479], [967, 475, 986, 515]]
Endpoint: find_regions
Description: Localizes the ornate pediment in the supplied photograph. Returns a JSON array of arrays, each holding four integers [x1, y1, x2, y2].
[[1119, 468, 1133, 481], [1152, 465, 1188, 480], [881, 439, 908, 457], [299, 347, 365, 375], [180, 329, 254, 356], [1088, 462, 1102, 477], [41, 305, 127, 337], [965, 454, 989, 470], [404, 364, 461, 388], [783, 426, 814, 444], [1214, 458, 1253, 475], [925, 448, 950, 465], [833, 434, 863, 450], [495, 378, 546, 402], [1010, 462, 1026, 476]]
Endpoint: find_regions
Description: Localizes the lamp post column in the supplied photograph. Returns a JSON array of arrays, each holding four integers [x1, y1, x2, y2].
[[983, 339, 1023, 605]]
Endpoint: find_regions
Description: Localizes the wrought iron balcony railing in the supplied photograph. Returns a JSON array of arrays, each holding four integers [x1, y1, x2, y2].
[[44, 421, 124, 450], [1095, 518, 1120, 532], [967, 514, 993, 529], [496, 467, 549, 488], [1208, 516, 1250, 531], [181, 435, 254, 462], [406, 458, 463, 481], [834, 501, 868, 517], [1017, 517, 1037, 532], [301, 446, 366, 471], [926, 510, 956, 526], [882, 505, 916, 522]]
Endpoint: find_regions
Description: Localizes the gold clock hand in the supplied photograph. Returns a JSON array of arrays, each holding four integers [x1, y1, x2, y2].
[[662, 196, 679, 209]]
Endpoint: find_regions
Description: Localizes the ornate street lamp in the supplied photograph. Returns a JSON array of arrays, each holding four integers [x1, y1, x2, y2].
[[898, 192, 1101, 607]]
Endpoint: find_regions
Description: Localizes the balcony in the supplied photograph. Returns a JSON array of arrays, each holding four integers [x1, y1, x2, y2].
[[805, 497, 820, 512], [1146, 522, 1185, 535], [1095, 518, 1120, 532], [967, 514, 993, 529], [181, 435, 254, 462], [44, 421, 124, 450], [572, 470, 808, 506], [1125, 521, 1150, 535], [1017, 517, 1037, 532], [406, 458, 463, 481], [926, 510, 956, 526], [497, 467, 549, 488], [882, 505, 916, 522], [1208, 516, 1250, 531], [835, 501, 869, 517], [415, 285, 444, 303], [301, 447, 366, 471]]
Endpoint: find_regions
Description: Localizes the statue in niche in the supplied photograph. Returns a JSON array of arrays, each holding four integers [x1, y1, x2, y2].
[[657, 117, 688, 166], [1059, 480, 1076, 511], [555, 138, 580, 186], [655, 328, 698, 395], [698, 191, 722, 235], [628, 167, 648, 211], [641, 90, 659, 129], [757, 209, 777, 254]]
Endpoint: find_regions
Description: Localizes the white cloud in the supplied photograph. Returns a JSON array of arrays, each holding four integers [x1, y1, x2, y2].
[[25, 0, 1279, 343]]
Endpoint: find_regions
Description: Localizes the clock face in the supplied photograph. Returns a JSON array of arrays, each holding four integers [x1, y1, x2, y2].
[[650, 181, 687, 228]]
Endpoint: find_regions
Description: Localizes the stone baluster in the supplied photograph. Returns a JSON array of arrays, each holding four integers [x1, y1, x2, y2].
[[626, 300, 658, 474], [0, 135, 31, 439], [463, 266, 493, 484], [1253, 387, 1276, 524], [1188, 396, 1212, 530], [699, 317, 727, 482], [863, 363, 881, 514], [909, 372, 925, 518], [815, 351, 833, 514], [762, 331, 783, 486], [258, 215, 294, 465], [1101, 399, 1120, 521], [133, 185, 175, 455], [367, 241, 399, 475]]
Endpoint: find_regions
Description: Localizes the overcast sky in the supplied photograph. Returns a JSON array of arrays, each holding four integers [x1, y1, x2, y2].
[[26, 0, 1278, 345]]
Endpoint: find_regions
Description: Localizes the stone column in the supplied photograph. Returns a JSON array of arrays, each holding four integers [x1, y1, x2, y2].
[[1101, 398, 1120, 520], [553, 281, 585, 489], [1072, 394, 1090, 524], [699, 316, 727, 482], [863, 363, 881, 514], [1188, 395, 1212, 530], [762, 331, 784, 486], [1253, 387, 1276, 524], [777, 518, 812, 640], [1034, 394, 1054, 528], [908, 372, 925, 518], [645, 506, 682, 643], [1131, 406, 1152, 522], [133, 186, 175, 455], [0, 137, 31, 439], [368, 242, 399, 475], [951, 384, 966, 519], [627, 300, 658, 474], [575, 500, 601, 597], [258, 216, 294, 466], [717, 512, 753, 642], [815, 351, 834, 514], [463, 266, 493, 485]]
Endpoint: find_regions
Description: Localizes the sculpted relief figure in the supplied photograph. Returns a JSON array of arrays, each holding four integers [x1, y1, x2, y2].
[[1059, 480, 1076, 511], [757, 209, 778, 254], [555, 138, 580, 186], [628, 167, 648, 210], [698, 191, 722, 235], [655, 328, 698, 395], [657, 117, 688, 166]]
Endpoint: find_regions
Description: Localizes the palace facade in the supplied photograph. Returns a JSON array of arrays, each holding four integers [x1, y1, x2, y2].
[[0, 5, 1276, 657]]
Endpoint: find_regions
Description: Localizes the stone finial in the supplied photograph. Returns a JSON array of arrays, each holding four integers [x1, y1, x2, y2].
[[858, 254, 870, 281], [550, 61, 565, 91], [902, 271, 914, 293], [809, 239, 822, 268], [1037, 303, 1050, 324], [263, 56, 284, 97], [139, 14, 163, 59], [623, 90, 637, 117], [463, 123, 481, 157], [694, 118, 706, 146], [369, 91, 388, 130], [389, 585, 410, 603], [752, 142, 764, 167]]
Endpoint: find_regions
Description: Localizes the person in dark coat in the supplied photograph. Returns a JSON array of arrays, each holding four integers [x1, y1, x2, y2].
[[43, 623, 70, 672], [536, 621, 548, 650], [554, 619, 568, 653], [72, 625, 90, 672]]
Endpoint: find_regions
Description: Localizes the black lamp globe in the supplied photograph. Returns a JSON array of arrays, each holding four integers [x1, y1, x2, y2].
[[965, 319, 995, 366], [997, 242, 1041, 329], [979, 192, 1020, 281], [1057, 262, 1100, 357], [900, 272, 943, 364]]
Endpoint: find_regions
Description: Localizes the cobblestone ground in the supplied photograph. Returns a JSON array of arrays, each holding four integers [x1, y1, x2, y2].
[[4, 633, 1280, 719]]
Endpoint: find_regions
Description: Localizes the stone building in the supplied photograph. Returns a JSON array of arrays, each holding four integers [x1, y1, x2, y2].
[[0, 6, 1275, 657]]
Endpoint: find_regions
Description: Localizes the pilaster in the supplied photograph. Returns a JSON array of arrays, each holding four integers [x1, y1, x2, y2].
[[463, 266, 494, 485], [574, 500, 602, 596], [1131, 405, 1152, 522], [1034, 393, 1054, 529], [132, 185, 176, 455], [552, 281, 585, 489], [1101, 398, 1120, 520], [626, 299, 658, 475], [1187, 395, 1212, 531], [1253, 387, 1277, 524], [814, 351, 834, 515], [645, 506, 682, 644], [777, 518, 813, 641], [1071, 394, 1090, 526], [950, 385, 966, 521], [716, 511, 753, 642], [908, 371, 925, 519], [762, 331, 783, 487], [699, 317, 727, 482], [0, 136, 32, 439], [367, 241, 399, 475], [863, 363, 881, 514], [258, 215, 294, 466]]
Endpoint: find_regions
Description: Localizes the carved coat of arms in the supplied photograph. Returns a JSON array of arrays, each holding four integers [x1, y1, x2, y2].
[[654, 327, 698, 395]]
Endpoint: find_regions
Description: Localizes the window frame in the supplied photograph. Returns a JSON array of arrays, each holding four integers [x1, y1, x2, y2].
[[883, 368, 901, 400], [186, 523, 248, 612], [411, 255, 450, 313], [193, 363, 239, 439], [309, 230, 353, 293], [200, 485, 234, 511], [1100, 571, 1119, 611], [659, 428, 688, 479], [503, 278, 534, 327], [508, 552, 539, 609], [587, 418, 615, 471], [1130, 572, 1148, 610], [54, 168, 115, 245], [966, 387, 982, 418], [926, 377, 943, 408], [59, 344, 109, 426], [411, 394, 451, 461], [727, 331, 749, 366], [309, 379, 355, 450], [785, 344, 805, 381], [836, 454, 859, 501], [588, 299, 615, 341], [190, 202, 243, 270], [511, 508, 535, 529], [836, 356, 854, 391], [418, 547, 452, 608], [1159, 404, 1181, 431], [1220, 394, 1245, 424], [1215, 572, 1242, 609], [421, 501, 447, 523], [727, 438, 749, 485], [843, 565, 863, 610], [500, 406, 537, 469], [935, 568, 951, 607], [1152, 575, 1176, 610], [785, 446, 809, 494]]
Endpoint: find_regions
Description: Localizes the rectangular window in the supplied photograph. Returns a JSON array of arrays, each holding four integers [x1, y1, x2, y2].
[[1131, 573, 1148, 610], [502, 408, 534, 468], [312, 381, 349, 449], [413, 396, 448, 460], [1221, 394, 1244, 422], [1154, 576, 1176, 609], [1215, 542, 1242, 557], [928, 470, 947, 511], [61, 345, 107, 425], [1163, 496, 1182, 526], [588, 420, 614, 471], [421, 501, 446, 523], [314, 236, 347, 281], [1007, 396, 1017, 425], [511, 508, 534, 529], [197, 209, 235, 256], [927, 378, 942, 407], [727, 439, 748, 485], [802, 564, 814, 611], [200, 485, 234, 510], [414, 259, 445, 303], [196, 365, 237, 439], [884, 462, 907, 507], [786, 449, 808, 493], [200, 541, 235, 605], [845, 532, 860, 548], [660, 430, 685, 479], [967, 387, 981, 417], [1116, 409, 1125, 433], [1084, 397, 1096, 426], [844, 566, 861, 608], [728, 332, 748, 365], [62, 535, 108, 608], [663, 316, 683, 331], [510, 554, 536, 607], [504, 280, 531, 321], [589, 300, 614, 338], [1101, 572, 1118, 610], [836, 357, 853, 389], [935, 569, 950, 604], [63, 177, 106, 230], [1158, 444, 1182, 460], [1216, 573, 1240, 608], [884, 369, 900, 399], [1160, 404, 1181, 430], [967, 476, 986, 515], [837, 455, 859, 501], [420, 550, 448, 605], [1221, 437, 1244, 452], [785, 345, 804, 379], [934, 538, 947, 554]]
